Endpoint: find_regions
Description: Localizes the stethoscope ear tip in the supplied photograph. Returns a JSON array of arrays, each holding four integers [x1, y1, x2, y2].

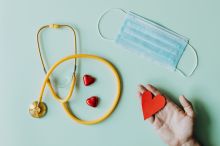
[[29, 101, 47, 118]]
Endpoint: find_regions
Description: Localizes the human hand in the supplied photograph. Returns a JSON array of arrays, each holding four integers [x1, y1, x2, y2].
[[138, 84, 200, 146]]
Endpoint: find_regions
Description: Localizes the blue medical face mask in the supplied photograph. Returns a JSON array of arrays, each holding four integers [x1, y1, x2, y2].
[[98, 9, 198, 77]]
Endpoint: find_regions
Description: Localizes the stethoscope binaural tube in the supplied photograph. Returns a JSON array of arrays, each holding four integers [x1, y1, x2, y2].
[[37, 24, 78, 88]]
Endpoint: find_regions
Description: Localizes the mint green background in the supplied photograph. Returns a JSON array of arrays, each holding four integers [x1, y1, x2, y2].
[[0, 0, 219, 146]]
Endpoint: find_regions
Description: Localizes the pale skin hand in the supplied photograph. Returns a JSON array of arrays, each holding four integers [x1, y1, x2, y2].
[[138, 84, 200, 146]]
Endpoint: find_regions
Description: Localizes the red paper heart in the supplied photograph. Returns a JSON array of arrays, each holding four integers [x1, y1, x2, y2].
[[141, 91, 166, 120], [83, 74, 96, 86], [86, 96, 99, 108]]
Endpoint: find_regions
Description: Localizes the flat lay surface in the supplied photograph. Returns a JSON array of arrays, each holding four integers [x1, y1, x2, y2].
[[0, 0, 219, 146]]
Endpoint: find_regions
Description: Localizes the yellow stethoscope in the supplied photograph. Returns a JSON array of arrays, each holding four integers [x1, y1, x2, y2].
[[29, 24, 121, 125]]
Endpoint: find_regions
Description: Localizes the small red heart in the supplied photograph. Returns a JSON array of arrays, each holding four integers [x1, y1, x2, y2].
[[83, 74, 96, 86], [86, 96, 99, 108], [141, 91, 166, 120]]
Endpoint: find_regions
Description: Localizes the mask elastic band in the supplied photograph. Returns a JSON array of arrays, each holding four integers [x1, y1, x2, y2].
[[177, 43, 198, 77], [98, 8, 127, 40]]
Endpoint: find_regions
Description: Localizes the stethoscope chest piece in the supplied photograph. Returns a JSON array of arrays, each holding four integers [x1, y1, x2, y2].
[[29, 101, 47, 118]]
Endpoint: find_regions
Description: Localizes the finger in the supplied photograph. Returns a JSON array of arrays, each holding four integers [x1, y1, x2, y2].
[[152, 115, 163, 129], [179, 95, 194, 118], [138, 84, 147, 96], [145, 84, 161, 96], [138, 92, 142, 98], [147, 116, 155, 124]]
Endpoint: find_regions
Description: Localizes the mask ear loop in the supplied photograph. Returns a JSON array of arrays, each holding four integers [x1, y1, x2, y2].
[[37, 24, 77, 88], [98, 8, 127, 40], [176, 43, 198, 77]]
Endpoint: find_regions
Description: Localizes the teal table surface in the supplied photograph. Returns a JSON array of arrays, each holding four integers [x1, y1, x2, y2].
[[0, 0, 219, 146]]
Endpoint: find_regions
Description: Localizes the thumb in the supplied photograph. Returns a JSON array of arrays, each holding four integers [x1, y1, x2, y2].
[[179, 95, 194, 118]]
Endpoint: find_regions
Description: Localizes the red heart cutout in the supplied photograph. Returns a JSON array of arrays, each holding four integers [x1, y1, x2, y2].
[[83, 74, 96, 86], [141, 91, 166, 120], [86, 96, 99, 108]]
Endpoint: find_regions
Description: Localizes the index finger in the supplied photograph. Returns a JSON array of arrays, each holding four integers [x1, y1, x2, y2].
[[145, 84, 161, 96]]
